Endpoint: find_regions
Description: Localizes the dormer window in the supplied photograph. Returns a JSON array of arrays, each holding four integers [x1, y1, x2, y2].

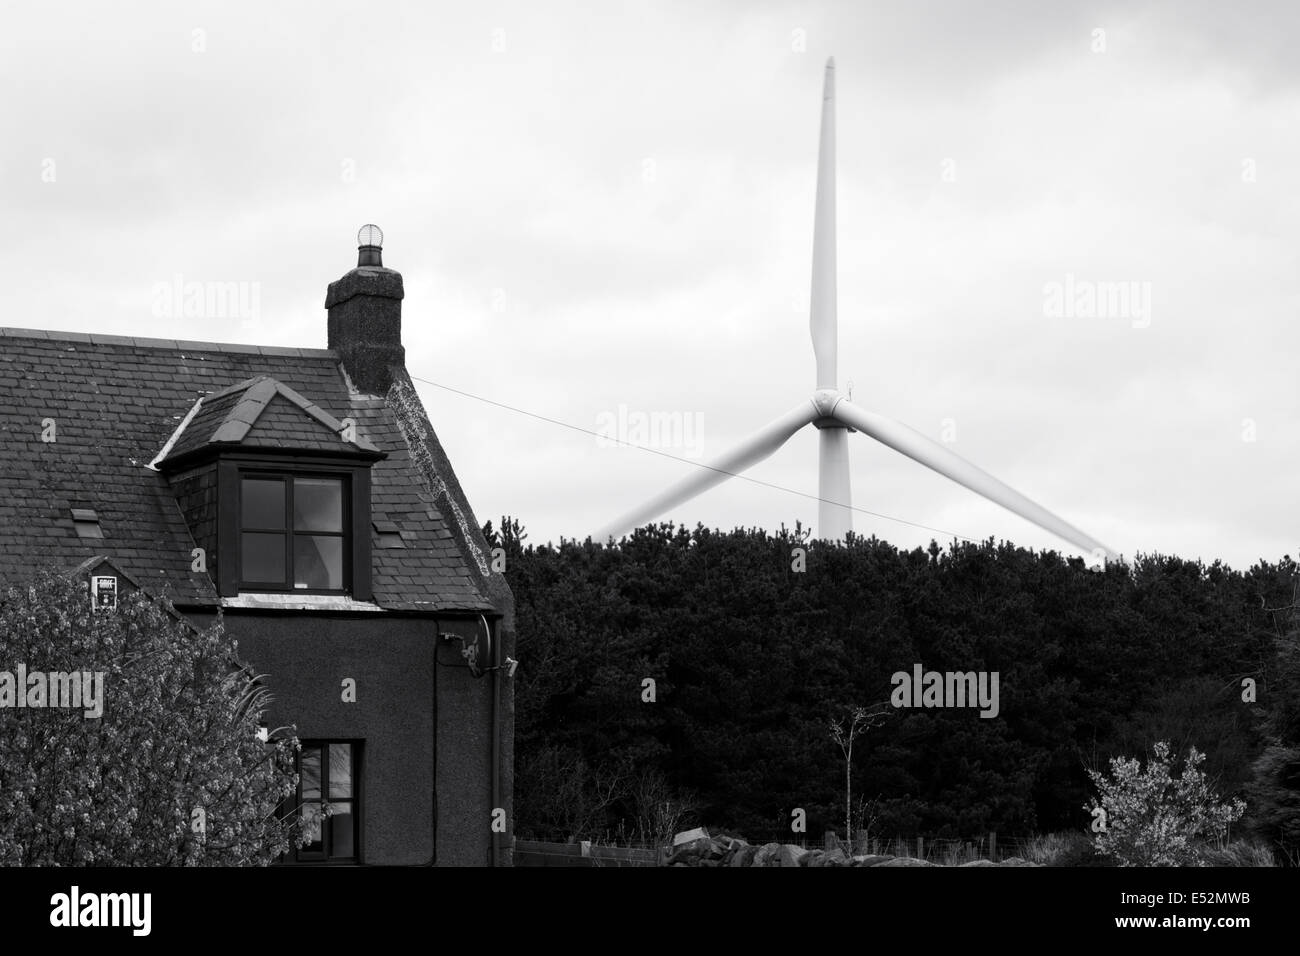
[[152, 375, 385, 603], [240, 474, 349, 591]]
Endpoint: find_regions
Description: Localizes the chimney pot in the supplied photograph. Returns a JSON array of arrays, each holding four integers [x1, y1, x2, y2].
[[357, 223, 384, 267]]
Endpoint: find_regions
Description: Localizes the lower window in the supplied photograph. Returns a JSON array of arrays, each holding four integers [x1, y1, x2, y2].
[[291, 741, 359, 863]]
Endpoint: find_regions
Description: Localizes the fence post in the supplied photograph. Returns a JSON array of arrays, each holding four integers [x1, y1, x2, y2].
[[989, 831, 997, 861], [916, 836, 924, 859]]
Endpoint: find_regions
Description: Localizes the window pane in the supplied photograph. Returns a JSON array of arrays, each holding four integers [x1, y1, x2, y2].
[[329, 803, 354, 858], [241, 533, 285, 583], [300, 746, 321, 800], [301, 803, 324, 853], [294, 478, 343, 532], [329, 743, 353, 798], [294, 535, 343, 590], [241, 478, 285, 529]]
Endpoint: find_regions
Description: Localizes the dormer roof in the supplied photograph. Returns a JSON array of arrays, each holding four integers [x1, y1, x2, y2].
[[155, 375, 382, 467]]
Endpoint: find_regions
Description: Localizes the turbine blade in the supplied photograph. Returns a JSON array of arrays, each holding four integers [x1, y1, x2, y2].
[[810, 57, 837, 389], [596, 401, 818, 541], [831, 399, 1116, 559]]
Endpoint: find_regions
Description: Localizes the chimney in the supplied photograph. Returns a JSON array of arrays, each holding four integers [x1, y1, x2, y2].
[[326, 224, 405, 394]]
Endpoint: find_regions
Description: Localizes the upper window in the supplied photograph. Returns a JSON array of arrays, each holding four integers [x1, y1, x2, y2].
[[239, 475, 348, 591]]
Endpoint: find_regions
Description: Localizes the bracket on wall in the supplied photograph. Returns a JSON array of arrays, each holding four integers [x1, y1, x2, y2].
[[439, 615, 492, 677], [438, 616, 517, 679]]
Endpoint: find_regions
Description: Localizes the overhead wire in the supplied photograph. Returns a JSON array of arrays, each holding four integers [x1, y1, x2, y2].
[[406, 373, 980, 545]]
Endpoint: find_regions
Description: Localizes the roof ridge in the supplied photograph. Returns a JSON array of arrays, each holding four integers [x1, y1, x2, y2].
[[206, 376, 272, 402], [0, 326, 337, 358]]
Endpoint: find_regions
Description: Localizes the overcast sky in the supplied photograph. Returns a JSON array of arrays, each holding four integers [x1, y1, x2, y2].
[[2, 0, 1295, 570]]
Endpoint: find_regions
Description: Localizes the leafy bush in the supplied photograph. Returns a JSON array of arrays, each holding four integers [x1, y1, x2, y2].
[[0, 570, 301, 865], [1085, 740, 1245, 866]]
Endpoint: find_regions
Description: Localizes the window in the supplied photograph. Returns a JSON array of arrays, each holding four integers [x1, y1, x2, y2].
[[239, 475, 348, 591], [291, 741, 359, 863], [71, 507, 104, 539], [215, 457, 373, 601]]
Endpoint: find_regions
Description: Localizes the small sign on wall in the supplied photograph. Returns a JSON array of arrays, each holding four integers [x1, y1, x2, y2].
[[91, 575, 117, 611]]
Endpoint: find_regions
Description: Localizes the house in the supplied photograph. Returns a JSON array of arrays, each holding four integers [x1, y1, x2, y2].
[[0, 227, 515, 866]]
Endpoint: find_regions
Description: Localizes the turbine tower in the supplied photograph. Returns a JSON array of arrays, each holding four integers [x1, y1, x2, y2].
[[596, 58, 1115, 561]]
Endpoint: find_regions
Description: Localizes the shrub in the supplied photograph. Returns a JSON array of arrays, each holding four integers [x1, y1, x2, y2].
[[1085, 740, 1245, 866], [0, 570, 301, 865]]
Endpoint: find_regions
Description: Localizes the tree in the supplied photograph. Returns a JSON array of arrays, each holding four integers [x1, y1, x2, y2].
[[514, 743, 629, 842], [0, 570, 302, 865], [829, 704, 888, 849], [1085, 740, 1246, 866], [1248, 580, 1300, 863], [501, 519, 1287, 842], [629, 766, 700, 851]]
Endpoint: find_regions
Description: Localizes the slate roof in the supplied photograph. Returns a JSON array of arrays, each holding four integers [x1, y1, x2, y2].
[[159, 375, 381, 463], [0, 328, 494, 612]]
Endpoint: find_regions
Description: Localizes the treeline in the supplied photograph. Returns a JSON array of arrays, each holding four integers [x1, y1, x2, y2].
[[487, 519, 1299, 859]]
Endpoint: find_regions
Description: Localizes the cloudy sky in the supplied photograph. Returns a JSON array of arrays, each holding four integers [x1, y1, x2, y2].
[[2, 0, 1295, 570]]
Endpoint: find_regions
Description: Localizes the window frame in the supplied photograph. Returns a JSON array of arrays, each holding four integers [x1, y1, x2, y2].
[[216, 455, 373, 601], [237, 473, 351, 593], [285, 739, 363, 865]]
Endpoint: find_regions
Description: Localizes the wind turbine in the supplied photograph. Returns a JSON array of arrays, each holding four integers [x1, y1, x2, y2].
[[596, 58, 1115, 561]]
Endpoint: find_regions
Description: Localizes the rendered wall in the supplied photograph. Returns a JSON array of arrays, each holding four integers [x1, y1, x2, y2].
[[183, 610, 499, 866]]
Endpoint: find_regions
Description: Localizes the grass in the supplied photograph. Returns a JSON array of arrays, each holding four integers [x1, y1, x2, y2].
[[1202, 839, 1277, 867], [1019, 831, 1277, 867]]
